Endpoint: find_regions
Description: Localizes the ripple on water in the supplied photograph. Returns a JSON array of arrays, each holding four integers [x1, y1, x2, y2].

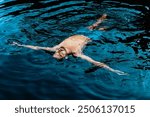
[[0, 0, 149, 99]]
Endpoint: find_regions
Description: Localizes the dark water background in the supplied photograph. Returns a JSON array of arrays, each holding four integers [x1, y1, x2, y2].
[[0, 0, 149, 99]]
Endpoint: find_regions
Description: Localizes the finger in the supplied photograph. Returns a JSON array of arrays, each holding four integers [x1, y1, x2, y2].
[[11, 42, 17, 45], [11, 42, 21, 46], [114, 70, 129, 76]]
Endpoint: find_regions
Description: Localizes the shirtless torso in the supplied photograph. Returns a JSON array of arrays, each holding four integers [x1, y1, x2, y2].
[[53, 35, 91, 58]]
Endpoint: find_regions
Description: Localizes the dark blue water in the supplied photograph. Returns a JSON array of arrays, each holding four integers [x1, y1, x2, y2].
[[0, 0, 149, 99]]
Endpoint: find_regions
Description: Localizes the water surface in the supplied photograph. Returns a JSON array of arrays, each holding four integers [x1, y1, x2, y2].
[[0, 0, 149, 99]]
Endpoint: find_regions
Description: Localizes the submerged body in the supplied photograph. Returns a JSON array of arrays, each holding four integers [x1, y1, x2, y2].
[[12, 14, 128, 75]]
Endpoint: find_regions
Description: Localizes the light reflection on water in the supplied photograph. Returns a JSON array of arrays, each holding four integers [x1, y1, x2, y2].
[[0, 0, 149, 99]]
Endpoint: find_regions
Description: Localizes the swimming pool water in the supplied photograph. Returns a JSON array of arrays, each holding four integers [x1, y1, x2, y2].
[[0, 0, 149, 99]]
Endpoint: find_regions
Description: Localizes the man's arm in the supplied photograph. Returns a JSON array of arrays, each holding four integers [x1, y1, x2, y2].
[[77, 54, 128, 75], [11, 42, 59, 52]]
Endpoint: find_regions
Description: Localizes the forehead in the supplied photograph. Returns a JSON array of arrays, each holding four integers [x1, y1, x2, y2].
[[55, 48, 66, 57]]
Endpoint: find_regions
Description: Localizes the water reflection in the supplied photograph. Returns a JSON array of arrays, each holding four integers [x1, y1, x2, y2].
[[0, 0, 149, 99]]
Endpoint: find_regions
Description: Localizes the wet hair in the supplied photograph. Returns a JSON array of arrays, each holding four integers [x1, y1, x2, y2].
[[57, 47, 67, 58]]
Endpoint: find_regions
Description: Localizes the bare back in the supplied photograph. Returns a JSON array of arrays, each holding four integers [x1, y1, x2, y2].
[[58, 35, 91, 54]]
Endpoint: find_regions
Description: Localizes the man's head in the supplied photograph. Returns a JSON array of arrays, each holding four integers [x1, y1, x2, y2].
[[53, 47, 67, 60]]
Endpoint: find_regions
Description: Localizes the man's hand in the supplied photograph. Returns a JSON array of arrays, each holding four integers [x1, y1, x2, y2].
[[112, 70, 129, 76], [11, 42, 21, 46]]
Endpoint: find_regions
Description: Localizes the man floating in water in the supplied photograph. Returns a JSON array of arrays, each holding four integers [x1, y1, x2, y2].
[[12, 14, 128, 75]]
